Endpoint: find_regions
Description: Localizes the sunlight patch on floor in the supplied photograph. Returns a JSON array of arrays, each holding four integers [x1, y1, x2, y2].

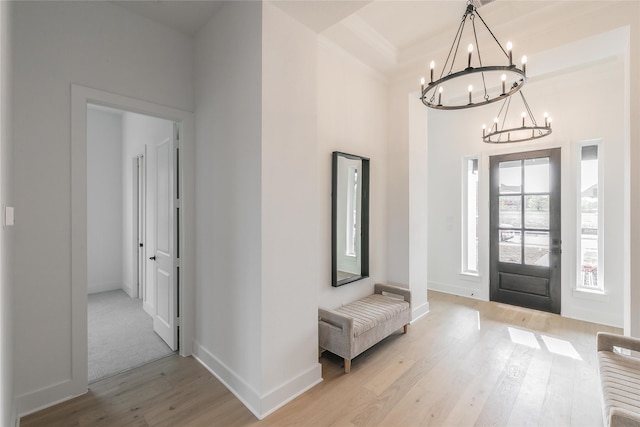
[[506, 326, 583, 360], [508, 327, 541, 349], [541, 335, 583, 360]]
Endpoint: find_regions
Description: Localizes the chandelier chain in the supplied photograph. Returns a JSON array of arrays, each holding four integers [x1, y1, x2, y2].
[[447, 14, 467, 77], [470, 14, 490, 101], [474, 9, 509, 60], [519, 91, 542, 133], [497, 96, 513, 142]]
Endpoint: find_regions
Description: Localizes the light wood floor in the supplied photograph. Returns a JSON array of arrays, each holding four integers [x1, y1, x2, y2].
[[21, 291, 621, 427]]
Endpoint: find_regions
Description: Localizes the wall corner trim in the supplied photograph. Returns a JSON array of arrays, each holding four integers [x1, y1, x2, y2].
[[193, 341, 322, 420], [411, 301, 430, 323]]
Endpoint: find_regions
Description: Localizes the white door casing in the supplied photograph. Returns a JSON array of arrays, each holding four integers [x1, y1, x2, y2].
[[136, 154, 146, 300], [68, 85, 193, 411]]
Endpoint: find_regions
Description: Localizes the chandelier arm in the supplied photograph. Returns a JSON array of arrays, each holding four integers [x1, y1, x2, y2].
[[474, 9, 509, 59]]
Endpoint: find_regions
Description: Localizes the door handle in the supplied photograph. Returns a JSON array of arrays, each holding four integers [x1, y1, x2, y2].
[[149, 256, 156, 261]]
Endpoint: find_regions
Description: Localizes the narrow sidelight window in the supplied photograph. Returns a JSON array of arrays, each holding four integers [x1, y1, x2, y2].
[[577, 143, 603, 292], [463, 157, 479, 274]]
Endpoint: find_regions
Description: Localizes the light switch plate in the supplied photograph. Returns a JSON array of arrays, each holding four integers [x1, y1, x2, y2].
[[4, 206, 14, 227]]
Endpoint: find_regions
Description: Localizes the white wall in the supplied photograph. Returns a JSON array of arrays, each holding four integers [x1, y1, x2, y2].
[[0, 1, 14, 425], [87, 108, 123, 294], [193, 0, 264, 415], [121, 112, 172, 304], [261, 2, 322, 415], [11, 1, 194, 415], [317, 37, 389, 310], [386, 81, 430, 320]]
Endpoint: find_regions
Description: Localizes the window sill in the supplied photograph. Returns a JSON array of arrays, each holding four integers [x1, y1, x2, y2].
[[572, 287, 608, 300]]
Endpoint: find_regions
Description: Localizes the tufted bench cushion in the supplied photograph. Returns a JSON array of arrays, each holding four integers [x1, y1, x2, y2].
[[334, 294, 410, 337], [319, 283, 411, 373], [597, 332, 640, 427]]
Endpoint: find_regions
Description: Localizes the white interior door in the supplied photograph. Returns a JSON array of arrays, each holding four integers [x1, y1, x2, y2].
[[151, 126, 178, 350]]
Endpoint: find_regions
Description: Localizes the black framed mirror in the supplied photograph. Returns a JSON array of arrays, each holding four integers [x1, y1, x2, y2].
[[332, 151, 370, 287]]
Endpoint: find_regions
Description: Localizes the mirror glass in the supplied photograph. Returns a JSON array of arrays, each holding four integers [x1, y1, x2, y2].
[[332, 152, 369, 287]]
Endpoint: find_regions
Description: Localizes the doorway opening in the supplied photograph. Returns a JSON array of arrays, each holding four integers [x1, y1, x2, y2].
[[489, 148, 561, 314], [86, 104, 180, 383]]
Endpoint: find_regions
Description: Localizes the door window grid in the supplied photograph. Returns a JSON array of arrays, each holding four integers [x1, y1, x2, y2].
[[498, 158, 551, 267]]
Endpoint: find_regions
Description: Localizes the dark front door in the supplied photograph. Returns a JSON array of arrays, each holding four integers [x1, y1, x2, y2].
[[490, 148, 561, 314]]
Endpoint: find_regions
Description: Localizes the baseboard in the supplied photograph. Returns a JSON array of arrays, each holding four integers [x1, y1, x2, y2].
[[429, 280, 487, 300], [15, 379, 86, 422], [562, 305, 623, 329], [192, 341, 322, 420], [192, 341, 262, 419], [260, 363, 322, 419], [142, 301, 153, 317], [87, 282, 122, 295], [411, 301, 430, 323], [121, 284, 136, 298], [11, 398, 18, 427]]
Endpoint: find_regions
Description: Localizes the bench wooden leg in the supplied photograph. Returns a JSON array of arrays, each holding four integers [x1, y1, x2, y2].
[[344, 358, 351, 373], [404, 324, 409, 334]]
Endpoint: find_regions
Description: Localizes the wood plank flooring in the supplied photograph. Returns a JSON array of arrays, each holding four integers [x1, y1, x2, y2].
[[21, 291, 620, 426]]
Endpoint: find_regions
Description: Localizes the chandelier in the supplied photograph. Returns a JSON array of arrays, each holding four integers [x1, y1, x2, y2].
[[420, 1, 527, 110], [482, 91, 552, 143]]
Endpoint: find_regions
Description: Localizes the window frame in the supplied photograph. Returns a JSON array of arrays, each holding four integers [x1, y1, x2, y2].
[[575, 139, 605, 293], [462, 155, 480, 275]]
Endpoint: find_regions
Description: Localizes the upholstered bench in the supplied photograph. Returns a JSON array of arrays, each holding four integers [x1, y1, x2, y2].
[[318, 283, 411, 373], [597, 332, 640, 427]]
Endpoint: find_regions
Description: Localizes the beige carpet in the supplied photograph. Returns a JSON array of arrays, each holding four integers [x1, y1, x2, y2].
[[88, 289, 174, 383]]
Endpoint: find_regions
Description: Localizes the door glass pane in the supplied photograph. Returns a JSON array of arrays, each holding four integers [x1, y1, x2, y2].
[[524, 157, 549, 193], [524, 195, 549, 229], [499, 195, 521, 228], [524, 231, 549, 266], [500, 230, 522, 263], [499, 160, 522, 194]]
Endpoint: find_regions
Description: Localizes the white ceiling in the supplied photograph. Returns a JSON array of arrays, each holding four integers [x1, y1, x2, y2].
[[110, 0, 553, 75], [112, 0, 224, 35]]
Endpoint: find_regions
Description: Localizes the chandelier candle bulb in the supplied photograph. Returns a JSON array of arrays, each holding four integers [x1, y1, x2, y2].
[[544, 112, 548, 127], [418, 2, 527, 110], [521, 112, 526, 127], [420, 77, 425, 93], [468, 85, 473, 104], [521, 55, 527, 75], [483, 124, 486, 137]]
